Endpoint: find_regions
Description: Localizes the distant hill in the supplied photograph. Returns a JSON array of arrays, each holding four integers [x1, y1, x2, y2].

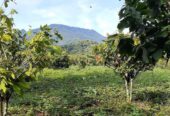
[[31, 24, 105, 45]]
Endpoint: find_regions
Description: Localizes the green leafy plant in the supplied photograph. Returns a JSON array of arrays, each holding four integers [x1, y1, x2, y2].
[[52, 54, 70, 69], [0, 1, 62, 115], [95, 33, 154, 102], [102, 0, 170, 103], [118, 0, 170, 64]]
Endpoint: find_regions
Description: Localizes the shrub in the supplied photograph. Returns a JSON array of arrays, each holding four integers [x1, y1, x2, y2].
[[52, 55, 70, 69]]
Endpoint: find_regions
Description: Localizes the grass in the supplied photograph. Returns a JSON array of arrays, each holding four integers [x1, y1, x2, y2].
[[8, 66, 170, 116]]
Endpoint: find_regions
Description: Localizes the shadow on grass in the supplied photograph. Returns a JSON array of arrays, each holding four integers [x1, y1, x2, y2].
[[10, 68, 170, 115], [10, 70, 123, 115], [134, 90, 170, 104]]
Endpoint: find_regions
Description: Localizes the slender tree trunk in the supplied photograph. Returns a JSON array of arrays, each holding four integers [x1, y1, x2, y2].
[[124, 78, 133, 103], [129, 78, 133, 102], [0, 97, 8, 116], [125, 79, 129, 102], [0, 99, 3, 116], [2, 99, 7, 116], [6, 99, 9, 116]]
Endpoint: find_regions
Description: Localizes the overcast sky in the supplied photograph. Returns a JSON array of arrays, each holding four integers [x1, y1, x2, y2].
[[7, 0, 124, 36]]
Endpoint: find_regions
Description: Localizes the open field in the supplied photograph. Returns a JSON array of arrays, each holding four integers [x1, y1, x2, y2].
[[9, 66, 170, 116]]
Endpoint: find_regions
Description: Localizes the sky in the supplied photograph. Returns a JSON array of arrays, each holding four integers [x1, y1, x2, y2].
[[7, 0, 124, 36]]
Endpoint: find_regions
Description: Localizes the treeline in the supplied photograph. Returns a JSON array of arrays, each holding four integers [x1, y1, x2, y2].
[[62, 40, 98, 54], [52, 40, 103, 69]]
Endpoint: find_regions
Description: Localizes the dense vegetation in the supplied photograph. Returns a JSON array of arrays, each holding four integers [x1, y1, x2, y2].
[[0, 1, 62, 115], [92, 0, 170, 103], [62, 40, 98, 54]]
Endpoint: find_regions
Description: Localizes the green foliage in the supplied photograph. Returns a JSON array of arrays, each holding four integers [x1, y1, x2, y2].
[[68, 54, 97, 67], [78, 57, 87, 69], [63, 40, 98, 54], [69, 55, 88, 68], [0, 23, 62, 96], [118, 0, 170, 64], [62, 40, 99, 67], [96, 34, 153, 79], [105, 0, 170, 102], [52, 54, 70, 69], [93, 43, 107, 65], [97, 33, 155, 102], [0, 3, 62, 115]]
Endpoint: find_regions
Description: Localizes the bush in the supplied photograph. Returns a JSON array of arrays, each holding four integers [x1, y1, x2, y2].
[[52, 55, 70, 69], [78, 59, 87, 69]]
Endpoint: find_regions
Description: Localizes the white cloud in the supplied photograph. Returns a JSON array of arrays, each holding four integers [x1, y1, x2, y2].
[[11, 0, 123, 35]]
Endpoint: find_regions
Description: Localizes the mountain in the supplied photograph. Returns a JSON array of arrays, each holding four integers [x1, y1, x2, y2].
[[32, 24, 105, 45]]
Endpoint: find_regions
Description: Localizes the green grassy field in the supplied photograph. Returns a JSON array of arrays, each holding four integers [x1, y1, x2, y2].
[[8, 66, 170, 116]]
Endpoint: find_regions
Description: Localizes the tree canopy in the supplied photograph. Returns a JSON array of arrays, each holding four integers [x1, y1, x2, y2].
[[0, 1, 62, 115], [117, 0, 170, 64], [95, 0, 170, 102]]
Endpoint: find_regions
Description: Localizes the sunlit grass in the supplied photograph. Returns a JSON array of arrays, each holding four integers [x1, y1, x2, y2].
[[9, 66, 170, 115]]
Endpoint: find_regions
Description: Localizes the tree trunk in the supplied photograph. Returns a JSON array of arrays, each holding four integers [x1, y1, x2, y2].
[[0, 98, 8, 116], [0, 100, 3, 116], [124, 78, 133, 103], [129, 78, 133, 102], [125, 79, 129, 102], [2, 99, 7, 116]]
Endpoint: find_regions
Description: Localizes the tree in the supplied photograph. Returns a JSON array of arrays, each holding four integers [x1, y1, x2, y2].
[[102, 34, 153, 102], [52, 54, 70, 69], [118, 0, 170, 64], [93, 43, 107, 65], [104, 0, 170, 102], [0, 1, 62, 115]]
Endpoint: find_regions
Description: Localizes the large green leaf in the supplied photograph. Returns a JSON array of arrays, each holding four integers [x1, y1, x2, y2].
[[2, 34, 12, 41], [152, 49, 163, 61], [0, 79, 7, 93], [142, 47, 149, 63], [13, 85, 21, 95]]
